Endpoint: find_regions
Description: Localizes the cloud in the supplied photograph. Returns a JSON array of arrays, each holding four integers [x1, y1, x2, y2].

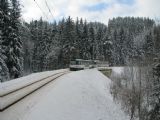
[[83, 2, 108, 12], [134, 0, 160, 18], [20, 0, 160, 24]]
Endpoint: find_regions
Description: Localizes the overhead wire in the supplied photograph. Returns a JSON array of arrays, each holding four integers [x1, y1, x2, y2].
[[45, 0, 54, 19], [33, 0, 49, 20], [22, 0, 55, 35], [0, 0, 53, 35], [46, 0, 57, 15]]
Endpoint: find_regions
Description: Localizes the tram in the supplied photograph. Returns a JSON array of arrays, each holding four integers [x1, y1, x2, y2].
[[69, 59, 98, 71]]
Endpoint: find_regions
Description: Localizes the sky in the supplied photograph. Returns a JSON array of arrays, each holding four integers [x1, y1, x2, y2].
[[20, 0, 160, 24]]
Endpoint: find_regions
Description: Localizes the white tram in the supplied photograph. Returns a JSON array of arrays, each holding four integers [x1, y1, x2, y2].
[[69, 59, 98, 71]]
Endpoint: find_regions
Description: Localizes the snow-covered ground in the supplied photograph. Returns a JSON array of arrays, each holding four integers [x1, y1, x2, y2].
[[0, 69, 129, 120], [0, 72, 68, 110], [0, 69, 68, 96], [111, 67, 124, 75]]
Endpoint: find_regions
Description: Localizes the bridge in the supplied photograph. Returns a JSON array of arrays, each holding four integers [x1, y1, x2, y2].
[[0, 68, 128, 120]]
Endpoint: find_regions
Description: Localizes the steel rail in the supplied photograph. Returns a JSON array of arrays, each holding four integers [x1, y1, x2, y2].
[[0, 71, 70, 112], [0, 71, 68, 97]]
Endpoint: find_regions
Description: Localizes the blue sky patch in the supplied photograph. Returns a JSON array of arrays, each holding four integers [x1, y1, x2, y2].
[[117, 0, 135, 5], [84, 2, 108, 12]]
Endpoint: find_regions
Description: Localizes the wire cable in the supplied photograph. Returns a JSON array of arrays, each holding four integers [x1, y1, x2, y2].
[[33, 0, 49, 20], [45, 0, 54, 19]]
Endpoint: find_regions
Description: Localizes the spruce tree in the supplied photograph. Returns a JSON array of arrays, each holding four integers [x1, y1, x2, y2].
[[0, 0, 11, 81], [0, 9, 9, 81], [88, 25, 95, 59], [6, 0, 23, 78], [62, 16, 76, 65], [82, 20, 89, 59]]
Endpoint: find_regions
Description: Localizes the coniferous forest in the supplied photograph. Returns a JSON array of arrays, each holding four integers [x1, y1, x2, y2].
[[21, 17, 159, 73], [0, 0, 160, 120]]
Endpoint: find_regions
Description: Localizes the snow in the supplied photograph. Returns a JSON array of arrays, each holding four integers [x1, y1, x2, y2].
[[0, 69, 68, 96], [0, 72, 67, 110], [0, 69, 129, 120], [102, 67, 124, 81], [111, 67, 124, 75]]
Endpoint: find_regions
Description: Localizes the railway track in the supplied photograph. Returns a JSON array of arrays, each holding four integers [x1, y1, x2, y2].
[[0, 70, 70, 112]]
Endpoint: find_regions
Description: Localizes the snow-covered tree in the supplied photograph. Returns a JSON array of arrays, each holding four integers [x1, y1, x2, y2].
[[149, 58, 160, 120], [0, 10, 9, 81], [5, 0, 23, 78]]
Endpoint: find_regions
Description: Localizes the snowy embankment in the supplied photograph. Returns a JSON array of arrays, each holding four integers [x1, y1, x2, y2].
[[0, 69, 68, 110], [22, 69, 129, 120]]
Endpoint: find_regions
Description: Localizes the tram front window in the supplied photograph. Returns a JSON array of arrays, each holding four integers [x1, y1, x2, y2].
[[70, 61, 76, 65]]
